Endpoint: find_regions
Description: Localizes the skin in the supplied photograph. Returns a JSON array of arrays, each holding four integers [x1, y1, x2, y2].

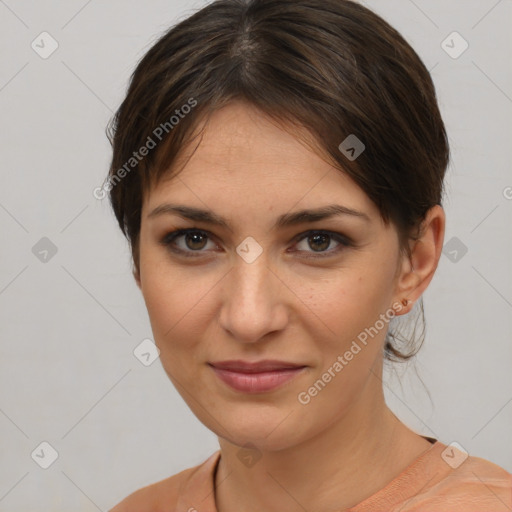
[[133, 101, 445, 511]]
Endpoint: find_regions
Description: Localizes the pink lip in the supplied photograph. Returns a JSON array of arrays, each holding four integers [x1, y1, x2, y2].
[[208, 360, 307, 393]]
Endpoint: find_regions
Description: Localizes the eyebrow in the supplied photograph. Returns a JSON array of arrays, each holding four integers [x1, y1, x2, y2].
[[147, 203, 370, 230]]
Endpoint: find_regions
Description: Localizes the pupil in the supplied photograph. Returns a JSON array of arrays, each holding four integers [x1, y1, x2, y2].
[[310, 233, 329, 252], [186, 232, 207, 250]]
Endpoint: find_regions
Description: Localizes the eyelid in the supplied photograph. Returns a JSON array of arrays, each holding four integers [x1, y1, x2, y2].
[[160, 227, 353, 258], [290, 229, 352, 246], [160, 228, 220, 255], [288, 230, 353, 258]]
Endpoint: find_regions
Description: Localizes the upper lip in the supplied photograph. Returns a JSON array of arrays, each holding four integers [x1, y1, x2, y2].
[[209, 360, 307, 373]]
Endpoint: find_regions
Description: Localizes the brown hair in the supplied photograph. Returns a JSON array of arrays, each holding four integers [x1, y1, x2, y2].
[[105, 0, 449, 362]]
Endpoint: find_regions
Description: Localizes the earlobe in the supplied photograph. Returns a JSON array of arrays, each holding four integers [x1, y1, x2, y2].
[[394, 205, 445, 314]]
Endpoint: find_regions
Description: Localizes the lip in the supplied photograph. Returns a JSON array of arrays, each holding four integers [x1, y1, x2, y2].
[[208, 360, 307, 393]]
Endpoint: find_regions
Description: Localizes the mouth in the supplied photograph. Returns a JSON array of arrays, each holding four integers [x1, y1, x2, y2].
[[208, 360, 307, 393]]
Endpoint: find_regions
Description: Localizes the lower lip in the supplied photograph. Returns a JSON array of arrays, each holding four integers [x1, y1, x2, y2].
[[210, 366, 306, 393]]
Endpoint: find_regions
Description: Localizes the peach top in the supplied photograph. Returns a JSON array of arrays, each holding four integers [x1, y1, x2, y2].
[[110, 437, 512, 511]]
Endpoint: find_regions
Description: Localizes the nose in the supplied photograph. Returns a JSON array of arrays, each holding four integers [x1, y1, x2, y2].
[[218, 252, 289, 344]]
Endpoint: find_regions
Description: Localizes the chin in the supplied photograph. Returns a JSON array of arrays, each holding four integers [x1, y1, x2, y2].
[[219, 431, 303, 453], [206, 407, 309, 452]]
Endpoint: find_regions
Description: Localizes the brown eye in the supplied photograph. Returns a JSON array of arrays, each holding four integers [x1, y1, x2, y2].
[[307, 233, 331, 252], [183, 231, 208, 250], [161, 229, 217, 257], [292, 230, 352, 258]]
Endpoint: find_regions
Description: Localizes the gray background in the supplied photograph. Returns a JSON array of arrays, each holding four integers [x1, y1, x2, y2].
[[0, 0, 511, 510]]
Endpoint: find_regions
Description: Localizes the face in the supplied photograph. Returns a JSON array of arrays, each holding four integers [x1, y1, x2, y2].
[[137, 101, 407, 451]]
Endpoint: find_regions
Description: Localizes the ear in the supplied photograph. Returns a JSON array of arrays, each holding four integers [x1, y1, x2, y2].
[[393, 205, 445, 315]]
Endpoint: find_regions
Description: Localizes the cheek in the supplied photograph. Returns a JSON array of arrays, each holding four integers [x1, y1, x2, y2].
[[310, 268, 393, 346], [298, 273, 394, 409], [139, 256, 220, 356]]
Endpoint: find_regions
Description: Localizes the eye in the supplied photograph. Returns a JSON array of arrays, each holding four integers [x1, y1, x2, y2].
[[160, 229, 218, 258], [290, 230, 352, 258], [160, 228, 352, 259]]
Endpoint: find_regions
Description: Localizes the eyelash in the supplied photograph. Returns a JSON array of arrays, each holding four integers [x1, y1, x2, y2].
[[160, 228, 353, 260]]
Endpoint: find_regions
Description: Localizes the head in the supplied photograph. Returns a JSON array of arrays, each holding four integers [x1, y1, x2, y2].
[[105, 0, 448, 450]]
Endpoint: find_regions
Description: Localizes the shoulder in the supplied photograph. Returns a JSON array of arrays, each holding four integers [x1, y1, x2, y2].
[[408, 451, 512, 511], [108, 465, 198, 512], [441, 453, 512, 495]]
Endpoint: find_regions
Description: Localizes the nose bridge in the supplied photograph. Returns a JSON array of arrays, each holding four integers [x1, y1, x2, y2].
[[220, 249, 287, 342]]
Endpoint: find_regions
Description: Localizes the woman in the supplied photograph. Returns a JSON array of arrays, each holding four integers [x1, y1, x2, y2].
[[106, 0, 512, 510]]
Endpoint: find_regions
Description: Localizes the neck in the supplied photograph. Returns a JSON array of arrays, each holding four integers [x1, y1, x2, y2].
[[214, 365, 430, 512]]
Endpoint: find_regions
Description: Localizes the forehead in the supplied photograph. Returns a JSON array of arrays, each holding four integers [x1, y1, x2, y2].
[[143, 102, 376, 218], [173, 102, 327, 180]]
